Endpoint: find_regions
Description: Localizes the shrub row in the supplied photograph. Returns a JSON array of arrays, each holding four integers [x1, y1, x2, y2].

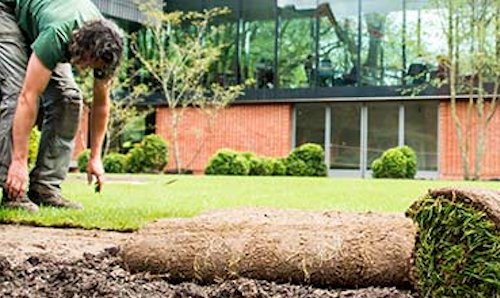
[[77, 134, 169, 174], [204, 143, 327, 177], [371, 145, 417, 179]]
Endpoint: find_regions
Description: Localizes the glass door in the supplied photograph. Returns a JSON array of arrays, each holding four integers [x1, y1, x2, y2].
[[330, 103, 362, 173]]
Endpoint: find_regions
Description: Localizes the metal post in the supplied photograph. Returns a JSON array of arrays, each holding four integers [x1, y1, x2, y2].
[[325, 105, 332, 172], [399, 104, 405, 146]]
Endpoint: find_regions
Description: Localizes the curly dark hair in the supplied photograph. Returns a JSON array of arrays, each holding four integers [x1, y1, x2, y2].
[[69, 19, 124, 79]]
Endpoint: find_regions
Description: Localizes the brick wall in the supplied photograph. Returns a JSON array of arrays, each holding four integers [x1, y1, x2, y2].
[[439, 99, 500, 180], [155, 103, 293, 173]]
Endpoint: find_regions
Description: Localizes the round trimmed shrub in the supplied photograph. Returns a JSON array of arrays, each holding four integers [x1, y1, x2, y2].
[[77, 149, 91, 173], [252, 157, 274, 176], [372, 146, 417, 179], [286, 143, 327, 176], [103, 153, 127, 173], [125, 145, 146, 173], [141, 134, 169, 173], [241, 152, 261, 176], [205, 149, 250, 175], [28, 127, 41, 168], [272, 158, 287, 176]]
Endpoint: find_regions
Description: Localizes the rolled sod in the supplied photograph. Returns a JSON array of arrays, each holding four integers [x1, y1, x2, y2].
[[121, 209, 415, 288], [407, 187, 500, 297]]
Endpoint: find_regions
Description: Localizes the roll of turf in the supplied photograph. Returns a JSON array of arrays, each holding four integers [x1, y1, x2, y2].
[[121, 209, 415, 288], [407, 187, 500, 297]]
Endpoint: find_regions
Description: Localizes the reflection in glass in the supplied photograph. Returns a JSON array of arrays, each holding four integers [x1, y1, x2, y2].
[[405, 101, 438, 171], [360, 0, 404, 86], [405, 0, 447, 86], [331, 103, 361, 169], [240, 1, 276, 89], [278, 0, 317, 88], [367, 102, 399, 166], [296, 104, 325, 147], [318, 0, 358, 87]]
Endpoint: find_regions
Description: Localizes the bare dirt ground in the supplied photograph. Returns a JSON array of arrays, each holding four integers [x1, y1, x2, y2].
[[0, 224, 415, 297]]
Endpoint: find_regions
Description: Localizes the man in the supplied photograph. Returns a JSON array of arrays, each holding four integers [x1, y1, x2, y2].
[[0, 0, 124, 213]]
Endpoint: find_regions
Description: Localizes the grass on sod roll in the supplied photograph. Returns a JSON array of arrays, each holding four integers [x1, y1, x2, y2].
[[408, 196, 500, 297]]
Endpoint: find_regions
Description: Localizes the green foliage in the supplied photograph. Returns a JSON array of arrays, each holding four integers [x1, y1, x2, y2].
[[77, 149, 91, 173], [240, 152, 273, 176], [103, 153, 127, 173], [125, 134, 169, 173], [125, 145, 145, 174], [286, 143, 327, 177], [205, 149, 250, 175], [408, 196, 500, 297], [272, 158, 287, 176], [28, 127, 41, 169], [372, 146, 417, 179]]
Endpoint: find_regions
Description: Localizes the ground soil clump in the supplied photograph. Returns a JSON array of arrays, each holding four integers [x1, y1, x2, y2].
[[0, 248, 413, 297]]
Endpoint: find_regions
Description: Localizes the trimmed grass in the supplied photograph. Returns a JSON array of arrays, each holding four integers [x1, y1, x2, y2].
[[0, 174, 499, 231]]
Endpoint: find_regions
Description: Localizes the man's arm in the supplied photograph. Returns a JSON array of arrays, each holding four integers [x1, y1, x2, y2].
[[87, 77, 112, 192], [6, 53, 51, 199]]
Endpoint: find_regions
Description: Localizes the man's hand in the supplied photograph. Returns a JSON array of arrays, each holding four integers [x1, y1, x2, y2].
[[6, 160, 29, 200], [87, 157, 105, 193]]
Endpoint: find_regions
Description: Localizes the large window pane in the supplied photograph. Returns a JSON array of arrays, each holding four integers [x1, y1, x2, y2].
[[405, 0, 447, 86], [278, 0, 317, 89], [318, 0, 359, 87], [241, 0, 276, 89], [361, 0, 404, 86], [331, 103, 361, 169], [296, 104, 325, 147], [405, 101, 438, 171], [367, 102, 399, 166]]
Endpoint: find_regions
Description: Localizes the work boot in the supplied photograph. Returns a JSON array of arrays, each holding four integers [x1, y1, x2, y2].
[[28, 188, 83, 210], [1, 191, 39, 213]]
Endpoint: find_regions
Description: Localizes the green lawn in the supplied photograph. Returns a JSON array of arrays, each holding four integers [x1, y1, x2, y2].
[[0, 174, 498, 231]]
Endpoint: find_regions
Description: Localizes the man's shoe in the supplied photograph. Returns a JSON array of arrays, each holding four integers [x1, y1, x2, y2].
[[1, 192, 39, 213], [28, 189, 83, 210]]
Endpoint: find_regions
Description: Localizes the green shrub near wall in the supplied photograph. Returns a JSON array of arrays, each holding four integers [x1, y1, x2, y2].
[[205, 149, 250, 175], [372, 146, 417, 179], [77, 149, 91, 173], [125, 134, 169, 173], [272, 158, 287, 176], [103, 153, 127, 173], [125, 145, 145, 173], [286, 143, 327, 177]]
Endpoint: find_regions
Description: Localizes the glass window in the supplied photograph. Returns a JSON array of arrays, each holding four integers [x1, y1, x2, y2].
[[318, 0, 359, 87], [295, 104, 325, 147], [360, 0, 404, 86], [331, 103, 361, 169], [367, 102, 399, 166], [405, 0, 447, 86], [277, 0, 317, 89], [404, 101, 438, 171], [240, 0, 276, 89]]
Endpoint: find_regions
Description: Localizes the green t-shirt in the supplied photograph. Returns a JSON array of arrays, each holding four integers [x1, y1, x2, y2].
[[1, 0, 102, 70]]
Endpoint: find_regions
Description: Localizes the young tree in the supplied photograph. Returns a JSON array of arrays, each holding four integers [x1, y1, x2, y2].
[[417, 0, 500, 180], [132, 5, 244, 173]]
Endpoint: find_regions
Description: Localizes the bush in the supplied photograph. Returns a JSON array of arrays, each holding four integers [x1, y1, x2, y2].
[[125, 145, 145, 173], [77, 149, 91, 173], [205, 149, 250, 175], [252, 157, 274, 176], [371, 146, 418, 179], [272, 158, 287, 176], [103, 153, 127, 173], [286, 143, 327, 176], [28, 127, 41, 168], [125, 134, 169, 173]]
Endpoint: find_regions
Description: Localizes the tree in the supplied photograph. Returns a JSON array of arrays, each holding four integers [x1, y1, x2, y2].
[[427, 0, 500, 180], [132, 5, 244, 173]]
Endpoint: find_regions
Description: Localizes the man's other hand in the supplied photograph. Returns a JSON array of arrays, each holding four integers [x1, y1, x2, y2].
[[87, 157, 105, 193], [6, 160, 28, 200]]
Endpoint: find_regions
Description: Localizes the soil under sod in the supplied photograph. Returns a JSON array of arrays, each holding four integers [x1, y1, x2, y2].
[[0, 248, 413, 298]]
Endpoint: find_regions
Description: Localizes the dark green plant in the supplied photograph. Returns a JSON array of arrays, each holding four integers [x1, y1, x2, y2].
[[77, 149, 91, 173], [28, 127, 41, 169], [141, 134, 169, 173], [251, 156, 274, 176], [205, 149, 250, 175], [286, 143, 327, 176], [103, 153, 127, 173], [272, 158, 287, 176], [372, 146, 417, 179], [125, 145, 145, 173], [407, 196, 500, 297]]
